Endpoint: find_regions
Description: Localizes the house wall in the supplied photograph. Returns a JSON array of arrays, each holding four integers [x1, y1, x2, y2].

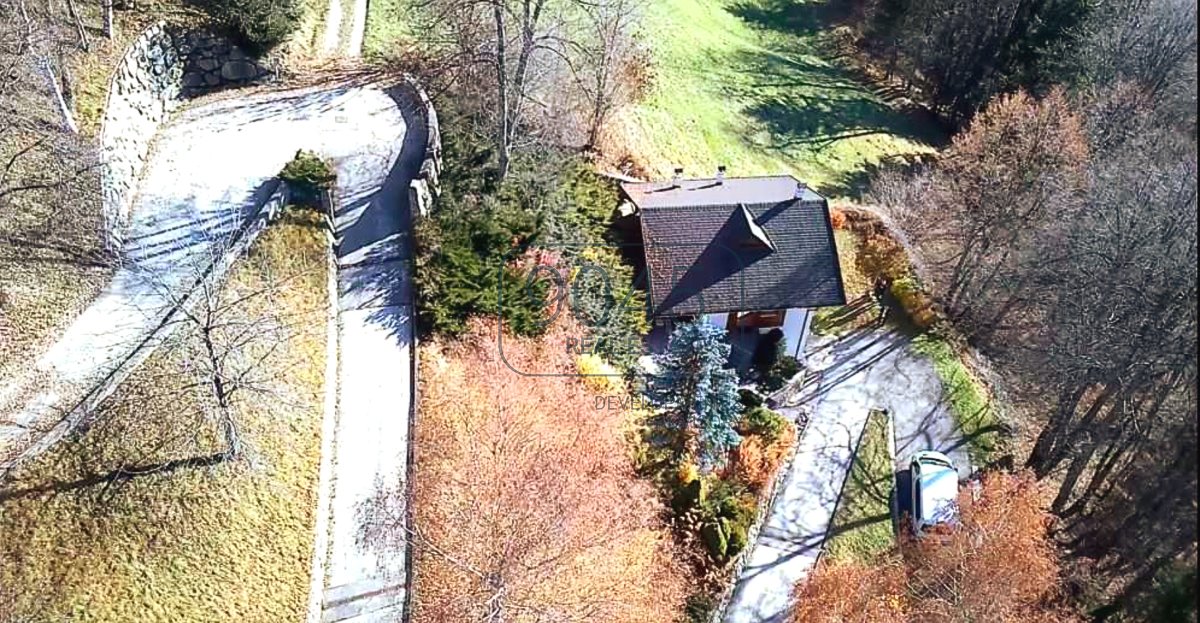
[[704, 313, 728, 331], [781, 308, 813, 359]]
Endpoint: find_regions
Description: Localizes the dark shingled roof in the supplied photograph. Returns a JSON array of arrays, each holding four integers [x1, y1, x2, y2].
[[622, 175, 846, 317]]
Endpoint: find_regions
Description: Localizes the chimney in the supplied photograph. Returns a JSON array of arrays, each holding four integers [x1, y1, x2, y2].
[[716, 165, 726, 185], [794, 180, 808, 199], [671, 167, 684, 188]]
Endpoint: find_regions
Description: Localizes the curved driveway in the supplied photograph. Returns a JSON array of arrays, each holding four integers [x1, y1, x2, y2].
[[1, 81, 421, 621], [1, 84, 407, 452], [723, 327, 971, 623]]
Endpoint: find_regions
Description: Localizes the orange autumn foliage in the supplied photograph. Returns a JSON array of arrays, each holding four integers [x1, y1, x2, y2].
[[732, 425, 796, 491], [905, 471, 1076, 623], [413, 316, 685, 623], [793, 471, 1081, 623], [829, 207, 849, 230], [792, 555, 908, 623]]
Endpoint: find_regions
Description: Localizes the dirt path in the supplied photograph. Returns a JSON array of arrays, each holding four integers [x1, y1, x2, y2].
[[321, 0, 369, 58]]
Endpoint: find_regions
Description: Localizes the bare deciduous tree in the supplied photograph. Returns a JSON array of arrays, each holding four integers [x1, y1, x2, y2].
[[872, 89, 1089, 342], [413, 0, 641, 178], [135, 230, 316, 462], [392, 316, 686, 621]]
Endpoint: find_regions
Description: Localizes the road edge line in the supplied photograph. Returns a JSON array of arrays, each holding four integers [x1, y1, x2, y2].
[[306, 236, 341, 623]]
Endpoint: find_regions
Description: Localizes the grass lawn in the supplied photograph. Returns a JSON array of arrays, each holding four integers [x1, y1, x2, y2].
[[824, 408, 894, 563], [363, 0, 419, 59], [813, 228, 877, 335], [609, 0, 942, 195], [912, 333, 1001, 467], [0, 213, 330, 622]]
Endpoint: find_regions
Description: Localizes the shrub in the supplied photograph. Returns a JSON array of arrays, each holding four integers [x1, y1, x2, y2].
[[830, 207, 848, 230], [760, 355, 801, 392], [198, 0, 304, 52], [670, 475, 706, 515], [891, 277, 940, 329], [575, 353, 623, 393], [676, 462, 700, 485], [568, 246, 649, 372], [741, 406, 786, 441], [738, 388, 763, 409], [733, 435, 773, 490], [700, 519, 729, 559], [702, 479, 754, 523], [752, 328, 786, 371], [725, 517, 749, 558], [280, 150, 335, 207], [857, 233, 909, 282], [413, 188, 546, 337]]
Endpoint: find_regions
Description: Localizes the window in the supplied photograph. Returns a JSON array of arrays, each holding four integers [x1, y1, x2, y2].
[[732, 310, 785, 329]]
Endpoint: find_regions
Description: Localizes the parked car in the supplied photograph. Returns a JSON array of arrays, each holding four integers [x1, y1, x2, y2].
[[910, 450, 960, 535]]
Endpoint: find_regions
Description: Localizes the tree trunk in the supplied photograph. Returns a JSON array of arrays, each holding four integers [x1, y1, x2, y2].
[[491, 0, 511, 181], [103, 0, 114, 39], [66, 0, 90, 51], [40, 57, 79, 134]]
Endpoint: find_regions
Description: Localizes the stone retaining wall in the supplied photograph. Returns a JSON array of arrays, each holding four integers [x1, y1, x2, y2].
[[99, 22, 271, 250], [404, 75, 442, 219]]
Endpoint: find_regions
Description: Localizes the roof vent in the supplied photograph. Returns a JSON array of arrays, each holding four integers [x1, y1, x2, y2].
[[794, 180, 808, 199], [716, 165, 726, 185], [671, 167, 684, 189]]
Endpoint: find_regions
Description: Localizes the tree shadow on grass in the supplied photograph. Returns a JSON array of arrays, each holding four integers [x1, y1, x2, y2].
[[727, 0, 855, 39], [824, 151, 935, 199], [723, 47, 943, 158], [711, 0, 949, 194]]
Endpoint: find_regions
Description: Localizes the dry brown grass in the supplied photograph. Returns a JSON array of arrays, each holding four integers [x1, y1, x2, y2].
[[0, 213, 330, 622], [0, 2, 208, 382]]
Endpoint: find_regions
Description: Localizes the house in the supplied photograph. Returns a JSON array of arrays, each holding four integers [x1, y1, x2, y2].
[[619, 169, 846, 362]]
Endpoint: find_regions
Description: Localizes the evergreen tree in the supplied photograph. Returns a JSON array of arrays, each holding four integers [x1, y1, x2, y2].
[[647, 321, 742, 470]]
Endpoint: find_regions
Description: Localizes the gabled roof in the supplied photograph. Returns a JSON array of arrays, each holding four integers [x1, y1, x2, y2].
[[622, 175, 846, 317]]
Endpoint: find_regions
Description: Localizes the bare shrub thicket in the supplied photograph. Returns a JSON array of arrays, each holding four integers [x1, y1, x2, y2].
[[403, 316, 686, 621], [794, 472, 1080, 623], [868, 83, 1197, 616], [398, 0, 647, 179]]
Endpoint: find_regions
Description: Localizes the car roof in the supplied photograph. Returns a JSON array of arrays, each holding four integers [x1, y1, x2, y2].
[[917, 459, 959, 526]]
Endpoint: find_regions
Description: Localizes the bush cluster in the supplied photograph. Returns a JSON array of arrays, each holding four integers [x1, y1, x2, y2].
[[738, 388, 763, 409], [740, 406, 787, 443], [891, 277, 940, 329], [415, 121, 648, 359], [544, 164, 649, 373], [697, 480, 755, 560], [575, 353, 623, 393], [759, 355, 801, 393], [196, 0, 304, 52], [279, 150, 335, 207], [412, 124, 553, 337]]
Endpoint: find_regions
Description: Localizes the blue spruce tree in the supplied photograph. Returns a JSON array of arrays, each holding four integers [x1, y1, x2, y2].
[[648, 321, 742, 470]]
